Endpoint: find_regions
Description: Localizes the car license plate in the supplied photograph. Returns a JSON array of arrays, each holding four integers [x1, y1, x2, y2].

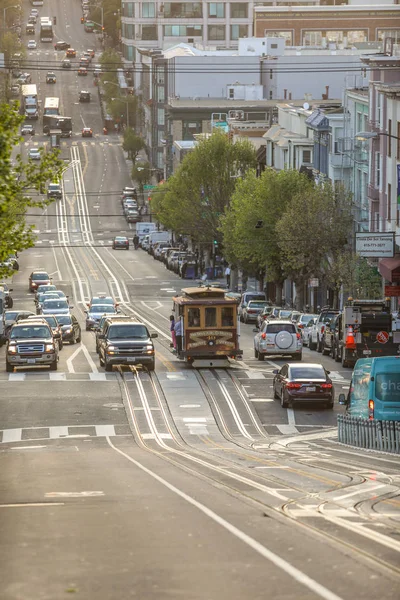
[[127, 358, 136, 363], [306, 386, 316, 392], [27, 358, 36, 364], [363, 350, 372, 355]]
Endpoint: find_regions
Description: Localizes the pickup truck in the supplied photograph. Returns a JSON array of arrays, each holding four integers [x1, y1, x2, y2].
[[309, 307, 340, 352]]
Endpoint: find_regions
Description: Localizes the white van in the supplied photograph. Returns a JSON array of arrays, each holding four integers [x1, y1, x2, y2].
[[136, 222, 156, 242], [148, 230, 171, 252]]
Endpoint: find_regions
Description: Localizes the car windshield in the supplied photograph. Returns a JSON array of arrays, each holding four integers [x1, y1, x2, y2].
[[10, 325, 51, 339], [5, 311, 19, 320], [38, 285, 56, 292], [43, 316, 58, 327], [108, 325, 148, 340], [91, 305, 115, 314], [322, 312, 338, 323], [248, 302, 268, 308], [43, 300, 69, 310], [375, 372, 400, 402], [290, 367, 326, 380], [39, 293, 58, 302], [115, 237, 127, 242], [32, 273, 48, 280], [300, 314, 318, 324], [266, 324, 296, 334], [245, 294, 265, 302], [279, 310, 292, 318], [56, 316, 72, 325], [92, 298, 113, 305]]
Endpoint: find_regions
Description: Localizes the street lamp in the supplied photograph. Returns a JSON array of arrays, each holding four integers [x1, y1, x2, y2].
[[103, 80, 129, 128], [3, 5, 19, 32], [355, 130, 400, 141]]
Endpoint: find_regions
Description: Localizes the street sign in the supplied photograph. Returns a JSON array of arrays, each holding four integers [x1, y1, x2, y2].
[[384, 285, 400, 297], [309, 278, 319, 287], [356, 233, 395, 258], [143, 185, 156, 190]]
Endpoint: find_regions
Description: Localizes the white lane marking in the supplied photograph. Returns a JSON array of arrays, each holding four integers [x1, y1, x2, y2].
[[141, 433, 173, 440], [45, 491, 104, 498], [80, 343, 98, 373], [49, 372, 67, 381], [254, 466, 290, 469], [8, 373, 26, 381], [49, 426, 69, 438], [89, 373, 108, 381], [250, 398, 274, 403], [276, 425, 299, 435], [333, 483, 387, 502], [95, 425, 116, 437], [0, 502, 65, 507], [10, 446, 46, 450], [2, 429, 22, 443], [183, 418, 207, 423], [179, 404, 201, 408], [107, 437, 345, 600], [66, 345, 82, 373]]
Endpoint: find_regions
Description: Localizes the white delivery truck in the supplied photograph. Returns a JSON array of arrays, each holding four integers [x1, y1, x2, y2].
[[136, 222, 156, 243], [148, 230, 171, 252]]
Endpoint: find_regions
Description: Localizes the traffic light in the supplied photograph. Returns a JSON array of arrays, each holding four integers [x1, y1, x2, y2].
[[53, 16, 56, 25], [213, 239, 218, 245]]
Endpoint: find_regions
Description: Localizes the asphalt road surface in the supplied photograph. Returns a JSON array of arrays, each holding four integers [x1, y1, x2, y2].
[[1, 5, 400, 599]]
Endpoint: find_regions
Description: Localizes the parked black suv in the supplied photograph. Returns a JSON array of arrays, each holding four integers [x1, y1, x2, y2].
[[98, 318, 157, 371]]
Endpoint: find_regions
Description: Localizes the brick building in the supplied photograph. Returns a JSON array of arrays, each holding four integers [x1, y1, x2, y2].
[[254, 4, 400, 47]]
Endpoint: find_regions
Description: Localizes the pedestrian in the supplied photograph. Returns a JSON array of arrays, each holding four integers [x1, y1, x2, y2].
[[174, 316, 183, 354], [169, 314, 176, 351], [225, 265, 231, 288]]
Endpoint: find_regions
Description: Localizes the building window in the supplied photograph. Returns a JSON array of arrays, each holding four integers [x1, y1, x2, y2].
[[230, 3, 247, 18], [142, 25, 157, 40], [123, 44, 135, 62], [303, 149, 311, 163], [303, 31, 322, 46], [208, 3, 224, 18], [164, 3, 202, 18], [122, 23, 134, 38], [230, 24, 247, 40], [397, 121, 400, 159], [377, 29, 400, 42], [142, 2, 156, 17], [375, 152, 381, 188], [157, 86, 165, 102], [269, 91, 272, 99], [123, 2, 134, 17], [183, 120, 201, 140], [388, 183, 391, 223], [228, 88, 234, 99], [164, 25, 202, 36], [265, 30, 292, 45], [208, 25, 225, 40], [158, 108, 165, 126]]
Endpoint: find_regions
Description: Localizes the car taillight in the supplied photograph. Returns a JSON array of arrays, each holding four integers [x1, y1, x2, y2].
[[321, 383, 333, 389], [261, 333, 266, 339], [296, 333, 301, 340], [286, 382, 302, 390], [297, 324, 304, 329], [321, 325, 325, 334], [368, 399, 374, 420]]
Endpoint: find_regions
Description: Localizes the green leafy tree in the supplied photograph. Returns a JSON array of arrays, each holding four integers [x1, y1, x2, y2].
[[131, 162, 152, 193], [123, 128, 146, 162], [221, 168, 314, 301], [154, 131, 256, 248], [276, 182, 353, 309], [100, 48, 122, 88], [0, 103, 64, 279]]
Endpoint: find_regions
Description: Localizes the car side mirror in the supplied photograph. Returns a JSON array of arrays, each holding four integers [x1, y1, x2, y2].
[[9, 288, 13, 292], [151, 333, 158, 338], [326, 370, 330, 374], [69, 305, 74, 309], [338, 393, 348, 406], [272, 369, 278, 374]]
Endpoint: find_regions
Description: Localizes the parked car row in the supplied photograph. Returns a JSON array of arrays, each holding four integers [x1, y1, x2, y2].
[[121, 186, 140, 223]]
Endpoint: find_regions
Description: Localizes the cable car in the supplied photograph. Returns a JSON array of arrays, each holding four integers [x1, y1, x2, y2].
[[172, 286, 241, 368]]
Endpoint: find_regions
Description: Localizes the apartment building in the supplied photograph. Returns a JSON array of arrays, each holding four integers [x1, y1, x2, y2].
[[121, 0, 254, 64], [254, 4, 400, 47]]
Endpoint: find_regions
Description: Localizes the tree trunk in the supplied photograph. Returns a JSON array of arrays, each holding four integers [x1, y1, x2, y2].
[[230, 268, 239, 292], [294, 280, 305, 311], [275, 281, 283, 305]]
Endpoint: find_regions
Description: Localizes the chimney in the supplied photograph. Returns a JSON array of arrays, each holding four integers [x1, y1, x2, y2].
[[289, 92, 292, 100], [325, 85, 329, 99], [283, 89, 287, 99]]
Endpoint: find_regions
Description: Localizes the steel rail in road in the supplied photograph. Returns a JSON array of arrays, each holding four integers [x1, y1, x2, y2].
[[112, 367, 400, 582]]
